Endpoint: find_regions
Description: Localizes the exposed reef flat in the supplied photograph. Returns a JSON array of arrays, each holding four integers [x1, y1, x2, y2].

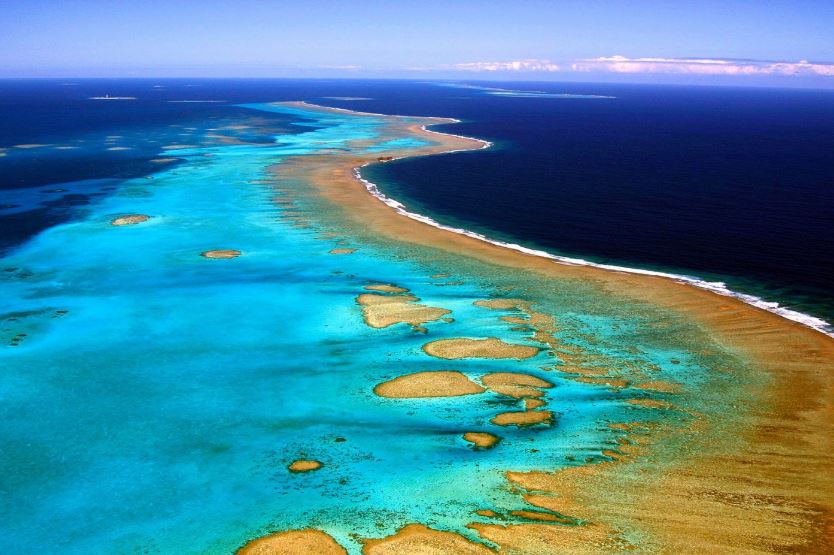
[[288, 460, 322, 473], [463, 432, 499, 449], [422, 337, 540, 360], [356, 290, 451, 330], [363, 284, 409, 294], [237, 529, 346, 554], [110, 214, 149, 226], [491, 410, 553, 427], [362, 524, 493, 555], [374, 371, 485, 398], [201, 249, 241, 259]]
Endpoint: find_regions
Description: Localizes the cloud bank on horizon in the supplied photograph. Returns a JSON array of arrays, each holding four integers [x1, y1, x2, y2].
[[434, 56, 834, 78]]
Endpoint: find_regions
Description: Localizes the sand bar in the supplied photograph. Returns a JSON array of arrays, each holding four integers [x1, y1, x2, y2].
[[356, 293, 450, 329], [362, 524, 493, 555], [491, 410, 553, 427], [288, 459, 322, 472], [238, 529, 346, 554], [201, 249, 241, 259], [111, 214, 150, 226], [374, 371, 485, 398], [423, 337, 540, 360]]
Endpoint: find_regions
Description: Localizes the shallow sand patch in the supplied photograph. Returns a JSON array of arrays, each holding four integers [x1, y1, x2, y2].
[[491, 410, 553, 427], [374, 371, 485, 398], [364, 284, 409, 294], [329, 248, 356, 254], [362, 523, 493, 554], [111, 214, 150, 226], [423, 337, 540, 360], [288, 459, 322, 473], [201, 249, 241, 259], [463, 432, 500, 449], [356, 293, 450, 329], [524, 398, 547, 410], [238, 529, 346, 554]]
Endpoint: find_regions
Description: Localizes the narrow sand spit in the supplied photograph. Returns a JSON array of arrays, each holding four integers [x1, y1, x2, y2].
[[237, 529, 346, 554], [201, 249, 241, 259], [288, 460, 322, 473]]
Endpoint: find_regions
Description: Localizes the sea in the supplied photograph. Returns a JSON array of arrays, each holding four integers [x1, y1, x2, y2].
[[3, 79, 833, 330], [0, 79, 830, 553]]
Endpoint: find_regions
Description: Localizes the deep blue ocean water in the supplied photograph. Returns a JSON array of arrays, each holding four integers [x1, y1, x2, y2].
[[3, 79, 833, 326]]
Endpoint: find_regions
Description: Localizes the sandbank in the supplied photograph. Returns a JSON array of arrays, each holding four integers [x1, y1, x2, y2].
[[423, 337, 540, 360], [463, 432, 500, 449], [265, 101, 834, 552], [491, 410, 553, 427], [364, 284, 409, 293], [374, 371, 485, 398], [201, 249, 241, 259], [288, 460, 322, 472], [237, 529, 346, 554], [111, 214, 150, 226], [362, 523, 493, 555], [356, 293, 450, 329]]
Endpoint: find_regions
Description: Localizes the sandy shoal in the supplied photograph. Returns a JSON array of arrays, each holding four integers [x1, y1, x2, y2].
[[374, 371, 485, 398], [237, 529, 346, 554]]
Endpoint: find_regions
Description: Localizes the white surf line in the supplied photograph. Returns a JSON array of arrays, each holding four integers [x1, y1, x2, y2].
[[356, 164, 832, 337], [359, 136, 832, 337]]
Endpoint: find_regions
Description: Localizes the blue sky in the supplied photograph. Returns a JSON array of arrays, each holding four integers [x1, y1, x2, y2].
[[2, 0, 834, 86]]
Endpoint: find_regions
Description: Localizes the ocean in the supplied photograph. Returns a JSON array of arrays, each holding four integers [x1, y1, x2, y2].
[[3, 79, 833, 329], [0, 78, 828, 553]]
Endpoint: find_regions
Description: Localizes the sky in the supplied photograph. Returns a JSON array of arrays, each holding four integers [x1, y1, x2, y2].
[[2, 0, 834, 87]]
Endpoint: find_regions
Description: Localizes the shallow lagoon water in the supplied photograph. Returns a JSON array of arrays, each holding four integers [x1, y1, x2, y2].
[[0, 102, 742, 553]]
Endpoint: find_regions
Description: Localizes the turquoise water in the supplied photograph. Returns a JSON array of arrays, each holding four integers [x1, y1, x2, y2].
[[0, 103, 741, 553]]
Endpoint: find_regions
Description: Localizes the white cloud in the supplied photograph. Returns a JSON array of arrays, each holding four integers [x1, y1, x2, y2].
[[572, 55, 834, 76], [317, 64, 363, 70], [442, 59, 561, 72]]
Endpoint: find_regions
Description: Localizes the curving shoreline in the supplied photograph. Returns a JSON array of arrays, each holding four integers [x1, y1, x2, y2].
[[264, 101, 834, 552]]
